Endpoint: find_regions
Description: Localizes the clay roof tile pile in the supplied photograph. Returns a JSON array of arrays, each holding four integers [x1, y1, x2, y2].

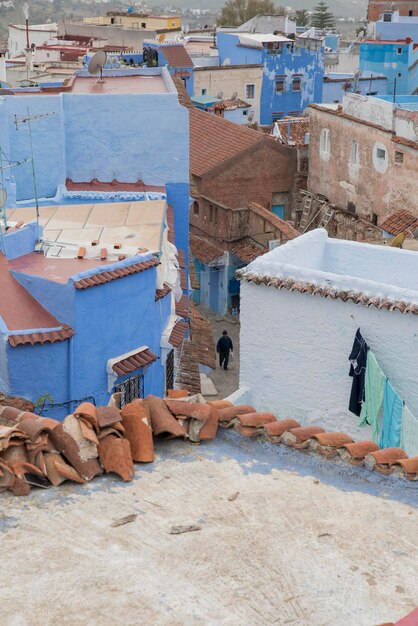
[[380, 209, 418, 236]]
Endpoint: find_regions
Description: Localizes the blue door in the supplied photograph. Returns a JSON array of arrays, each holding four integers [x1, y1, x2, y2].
[[272, 204, 285, 219], [209, 267, 219, 312]]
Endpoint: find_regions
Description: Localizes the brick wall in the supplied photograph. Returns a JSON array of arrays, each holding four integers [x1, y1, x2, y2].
[[307, 107, 418, 224], [368, 0, 418, 21]]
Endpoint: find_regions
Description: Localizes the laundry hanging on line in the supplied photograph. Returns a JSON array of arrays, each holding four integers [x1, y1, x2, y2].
[[359, 350, 385, 444], [400, 404, 418, 458], [379, 380, 403, 449], [348, 328, 369, 417]]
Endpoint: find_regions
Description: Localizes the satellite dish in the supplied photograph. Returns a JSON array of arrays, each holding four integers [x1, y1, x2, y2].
[[216, 91, 223, 99], [88, 50, 107, 82]]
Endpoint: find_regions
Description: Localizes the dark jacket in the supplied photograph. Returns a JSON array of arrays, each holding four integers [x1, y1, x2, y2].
[[217, 336, 233, 353]]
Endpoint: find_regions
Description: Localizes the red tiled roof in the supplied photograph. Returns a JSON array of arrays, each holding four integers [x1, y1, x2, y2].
[[209, 99, 250, 111], [189, 255, 199, 290], [190, 233, 224, 264], [166, 205, 175, 244], [8, 326, 74, 348], [0, 254, 74, 347], [155, 283, 172, 301], [176, 339, 201, 394], [73, 258, 159, 289], [161, 44, 193, 68], [274, 117, 310, 146], [238, 271, 418, 316], [169, 320, 188, 347], [249, 203, 300, 240], [380, 209, 418, 236], [189, 107, 265, 177], [177, 249, 186, 268], [172, 75, 193, 109], [229, 237, 267, 263], [175, 294, 188, 318], [189, 301, 216, 370], [112, 348, 158, 376]]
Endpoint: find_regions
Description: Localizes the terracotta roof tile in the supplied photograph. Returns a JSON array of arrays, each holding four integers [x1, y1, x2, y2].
[[229, 237, 267, 263], [175, 294, 188, 318], [98, 434, 134, 481], [189, 256, 199, 290], [120, 401, 154, 463], [166, 205, 175, 244], [172, 75, 193, 109], [112, 348, 158, 377], [264, 418, 301, 441], [238, 272, 418, 317], [218, 405, 256, 423], [391, 456, 418, 480], [274, 117, 310, 146], [144, 394, 188, 437], [189, 107, 265, 177], [189, 301, 216, 369], [190, 233, 224, 264], [169, 320, 188, 347], [339, 441, 379, 465], [380, 209, 418, 236], [8, 325, 74, 348], [155, 283, 172, 301], [249, 203, 300, 240], [175, 339, 201, 394], [209, 98, 250, 111], [74, 258, 159, 289], [160, 44, 193, 68]]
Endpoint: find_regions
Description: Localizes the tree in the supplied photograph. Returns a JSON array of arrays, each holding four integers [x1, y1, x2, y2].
[[293, 9, 309, 27], [217, 0, 277, 27], [310, 2, 336, 30]]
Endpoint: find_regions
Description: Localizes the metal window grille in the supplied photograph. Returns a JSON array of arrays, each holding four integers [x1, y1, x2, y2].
[[115, 374, 144, 407], [165, 349, 174, 393]]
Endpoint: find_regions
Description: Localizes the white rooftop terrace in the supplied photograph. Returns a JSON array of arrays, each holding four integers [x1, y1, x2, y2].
[[245, 229, 418, 303]]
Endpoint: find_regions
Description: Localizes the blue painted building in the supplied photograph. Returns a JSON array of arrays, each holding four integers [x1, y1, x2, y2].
[[374, 11, 418, 42], [0, 67, 191, 414], [322, 72, 388, 103], [360, 39, 418, 94], [216, 32, 324, 124]]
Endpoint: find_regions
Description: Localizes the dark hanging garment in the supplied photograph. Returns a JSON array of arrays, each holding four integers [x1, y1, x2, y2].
[[348, 329, 369, 417]]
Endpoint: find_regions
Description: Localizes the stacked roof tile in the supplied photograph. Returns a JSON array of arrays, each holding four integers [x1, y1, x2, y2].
[[175, 340, 201, 394], [175, 294, 189, 318], [169, 320, 188, 348], [189, 302, 216, 370], [380, 209, 418, 236], [112, 348, 158, 377]]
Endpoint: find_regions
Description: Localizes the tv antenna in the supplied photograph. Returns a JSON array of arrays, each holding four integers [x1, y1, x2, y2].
[[88, 50, 107, 83], [14, 109, 57, 242]]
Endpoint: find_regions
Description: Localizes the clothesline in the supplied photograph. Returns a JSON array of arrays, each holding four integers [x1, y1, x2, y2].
[[349, 328, 418, 456]]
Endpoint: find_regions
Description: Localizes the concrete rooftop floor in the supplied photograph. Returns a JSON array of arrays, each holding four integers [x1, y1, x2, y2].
[[1, 430, 417, 626]]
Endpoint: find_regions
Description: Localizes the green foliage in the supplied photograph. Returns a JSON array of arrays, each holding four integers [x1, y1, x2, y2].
[[34, 393, 54, 409], [310, 1, 336, 30], [217, 0, 277, 27], [293, 9, 310, 26]]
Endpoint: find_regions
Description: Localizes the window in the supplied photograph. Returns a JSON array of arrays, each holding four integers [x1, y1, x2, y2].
[[246, 84, 255, 99], [272, 112, 285, 121], [114, 374, 144, 408], [141, 22, 146, 28], [376, 147, 386, 160], [397, 47, 403, 54], [193, 201, 199, 216], [398, 72, 402, 78], [350, 140, 359, 166], [372, 213, 378, 226], [373, 142, 388, 173], [320, 128, 330, 155], [275, 79, 285, 93], [201, 88, 207, 95], [165, 350, 174, 393], [292, 78, 301, 91], [366, 91, 378, 96], [171, 21, 176, 26], [243, 110, 248, 116], [409, 10, 413, 16], [395, 151, 404, 164]]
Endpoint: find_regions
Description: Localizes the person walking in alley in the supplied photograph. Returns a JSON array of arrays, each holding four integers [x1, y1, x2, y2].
[[217, 330, 233, 371]]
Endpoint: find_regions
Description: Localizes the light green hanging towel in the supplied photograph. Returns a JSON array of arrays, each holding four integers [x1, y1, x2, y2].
[[400, 405, 418, 458], [359, 351, 386, 443]]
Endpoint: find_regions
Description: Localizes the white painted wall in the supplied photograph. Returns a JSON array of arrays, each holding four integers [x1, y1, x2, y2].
[[343, 93, 393, 130], [8, 24, 58, 57], [239, 230, 418, 439]]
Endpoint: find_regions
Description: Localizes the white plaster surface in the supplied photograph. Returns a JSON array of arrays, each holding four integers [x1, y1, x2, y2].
[[343, 92, 393, 129], [1, 444, 417, 626], [239, 231, 418, 437]]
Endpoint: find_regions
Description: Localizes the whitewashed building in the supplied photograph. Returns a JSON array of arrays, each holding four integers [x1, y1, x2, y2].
[[8, 23, 58, 58], [237, 229, 418, 438]]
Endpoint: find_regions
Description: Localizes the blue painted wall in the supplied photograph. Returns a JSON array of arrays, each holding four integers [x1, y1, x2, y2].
[[146, 43, 194, 95], [324, 34, 340, 53], [360, 42, 414, 94], [4, 259, 172, 415], [216, 32, 324, 124], [376, 19, 418, 42], [322, 74, 388, 103], [224, 107, 250, 124]]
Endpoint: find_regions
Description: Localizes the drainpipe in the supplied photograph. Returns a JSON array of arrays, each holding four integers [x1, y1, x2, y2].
[[68, 335, 74, 409]]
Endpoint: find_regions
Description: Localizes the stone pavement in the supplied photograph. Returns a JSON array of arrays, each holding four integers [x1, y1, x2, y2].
[[197, 305, 240, 400]]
